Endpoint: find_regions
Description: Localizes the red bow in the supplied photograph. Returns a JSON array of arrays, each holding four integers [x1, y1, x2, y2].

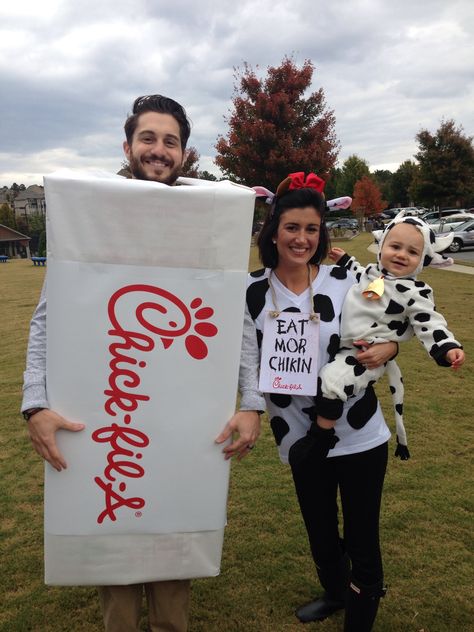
[[288, 171, 325, 193]]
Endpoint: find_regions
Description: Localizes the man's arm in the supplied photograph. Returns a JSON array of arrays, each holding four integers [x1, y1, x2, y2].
[[22, 281, 84, 472]]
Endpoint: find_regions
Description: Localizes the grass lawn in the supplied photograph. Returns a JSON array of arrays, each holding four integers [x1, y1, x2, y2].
[[1, 240, 473, 631]]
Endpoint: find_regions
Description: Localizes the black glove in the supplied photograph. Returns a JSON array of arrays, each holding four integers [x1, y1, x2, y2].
[[394, 436, 410, 460], [288, 424, 339, 468]]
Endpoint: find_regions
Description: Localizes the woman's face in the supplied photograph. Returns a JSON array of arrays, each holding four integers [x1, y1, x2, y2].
[[274, 205, 321, 270]]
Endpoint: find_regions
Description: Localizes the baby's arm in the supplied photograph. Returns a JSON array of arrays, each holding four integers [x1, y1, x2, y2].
[[446, 348, 465, 370]]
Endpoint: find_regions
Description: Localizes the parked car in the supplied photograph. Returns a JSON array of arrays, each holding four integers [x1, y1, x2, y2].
[[439, 218, 474, 252], [380, 208, 401, 219], [380, 207, 422, 219], [328, 218, 359, 230], [425, 213, 474, 233], [421, 208, 468, 222]]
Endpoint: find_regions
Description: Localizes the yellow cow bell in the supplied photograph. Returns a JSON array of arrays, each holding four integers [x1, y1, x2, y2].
[[362, 276, 385, 300]]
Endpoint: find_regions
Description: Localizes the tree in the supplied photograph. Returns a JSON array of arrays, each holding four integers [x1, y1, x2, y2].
[[392, 160, 418, 207], [336, 155, 370, 197], [412, 119, 474, 207], [197, 170, 217, 181], [371, 170, 393, 206], [0, 203, 15, 229], [25, 213, 46, 254], [215, 57, 339, 187], [181, 146, 200, 178], [352, 176, 387, 220]]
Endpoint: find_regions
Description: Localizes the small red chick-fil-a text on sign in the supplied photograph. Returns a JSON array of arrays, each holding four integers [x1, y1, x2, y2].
[[91, 284, 218, 524]]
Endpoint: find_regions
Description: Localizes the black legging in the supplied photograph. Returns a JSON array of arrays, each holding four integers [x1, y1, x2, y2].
[[290, 441, 388, 585]]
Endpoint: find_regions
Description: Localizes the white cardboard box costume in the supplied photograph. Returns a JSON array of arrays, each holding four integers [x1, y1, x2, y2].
[[43, 170, 255, 585]]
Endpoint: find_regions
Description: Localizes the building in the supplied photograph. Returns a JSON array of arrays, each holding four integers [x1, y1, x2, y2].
[[13, 185, 46, 220]]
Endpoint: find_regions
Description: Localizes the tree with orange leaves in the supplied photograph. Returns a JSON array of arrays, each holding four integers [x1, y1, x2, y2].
[[352, 176, 387, 218], [215, 57, 339, 187]]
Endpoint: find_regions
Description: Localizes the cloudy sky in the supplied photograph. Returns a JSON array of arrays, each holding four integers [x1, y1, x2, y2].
[[1, 0, 473, 187]]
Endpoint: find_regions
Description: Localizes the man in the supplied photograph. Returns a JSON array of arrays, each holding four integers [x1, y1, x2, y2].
[[22, 94, 261, 632]]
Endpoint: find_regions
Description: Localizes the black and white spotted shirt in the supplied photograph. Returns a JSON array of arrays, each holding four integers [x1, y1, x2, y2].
[[239, 265, 390, 463]]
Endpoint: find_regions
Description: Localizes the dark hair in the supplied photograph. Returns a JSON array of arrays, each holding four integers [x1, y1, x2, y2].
[[257, 188, 330, 268], [124, 95, 191, 150]]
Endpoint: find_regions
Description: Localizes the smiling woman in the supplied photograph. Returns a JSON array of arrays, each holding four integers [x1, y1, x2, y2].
[[232, 171, 398, 631]]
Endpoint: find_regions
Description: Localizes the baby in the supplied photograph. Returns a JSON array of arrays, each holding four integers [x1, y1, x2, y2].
[[317, 214, 465, 458]]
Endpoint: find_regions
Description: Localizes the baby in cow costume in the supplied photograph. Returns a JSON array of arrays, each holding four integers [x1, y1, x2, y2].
[[317, 212, 465, 458]]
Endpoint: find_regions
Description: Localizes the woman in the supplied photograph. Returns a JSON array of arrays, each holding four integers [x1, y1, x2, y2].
[[229, 173, 397, 631]]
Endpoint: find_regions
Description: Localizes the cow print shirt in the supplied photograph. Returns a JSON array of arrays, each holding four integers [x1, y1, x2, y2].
[[239, 264, 390, 463]]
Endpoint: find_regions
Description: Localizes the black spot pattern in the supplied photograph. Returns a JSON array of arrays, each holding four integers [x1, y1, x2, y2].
[[330, 266, 348, 280], [314, 294, 335, 322], [407, 299, 415, 306], [301, 404, 317, 422], [395, 403, 403, 415], [256, 329, 263, 348], [250, 268, 266, 278], [246, 278, 269, 320], [385, 300, 404, 315], [395, 284, 410, 293], [326, 334, 340, 360], [344, 385, 355, 397], [270, 416, 290, 446], [414, 312, 431, 323], [419, 288, 431, 299], [269, 394, 292, 408], [387, 319, 409, 337], [433, 330, 448, 342], [346, 386, 378, 430]]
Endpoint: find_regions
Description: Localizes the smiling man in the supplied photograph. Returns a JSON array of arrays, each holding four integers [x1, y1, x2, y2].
[[123, 95, 188, 184], [21, 94, 261, 632]]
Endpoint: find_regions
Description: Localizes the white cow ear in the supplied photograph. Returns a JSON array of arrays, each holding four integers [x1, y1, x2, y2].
[[433, 232, 454, 253], [430, 252, 454, 267], [372, 230, 383, 244]]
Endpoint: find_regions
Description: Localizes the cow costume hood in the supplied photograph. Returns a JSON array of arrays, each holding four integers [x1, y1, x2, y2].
[[372, 212, 454, 277]]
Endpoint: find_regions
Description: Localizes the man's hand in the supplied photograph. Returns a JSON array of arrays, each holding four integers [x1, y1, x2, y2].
[[215, 411, 261, 461], [27, 409, 85, 472]]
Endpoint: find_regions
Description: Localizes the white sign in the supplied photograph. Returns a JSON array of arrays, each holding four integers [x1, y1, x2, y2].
[[43, 170, 255, 584], [258, 311, 320, 396]]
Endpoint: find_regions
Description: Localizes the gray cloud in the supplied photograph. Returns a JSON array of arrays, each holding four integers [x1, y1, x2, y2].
[[0, 0, 473, 185]]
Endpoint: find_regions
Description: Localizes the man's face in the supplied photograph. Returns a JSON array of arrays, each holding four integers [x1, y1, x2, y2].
[[123, 111, 185, 185]]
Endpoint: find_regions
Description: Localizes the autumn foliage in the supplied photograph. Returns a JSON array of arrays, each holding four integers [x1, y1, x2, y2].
[[352, 176, 387, 217], [215, 57, 339, 188]]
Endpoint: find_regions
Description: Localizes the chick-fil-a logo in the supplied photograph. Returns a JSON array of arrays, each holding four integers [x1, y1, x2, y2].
[[91, 284, 218, 524]]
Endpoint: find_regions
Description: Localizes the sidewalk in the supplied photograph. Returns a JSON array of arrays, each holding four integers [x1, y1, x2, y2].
[[367, 244, 474, 275]]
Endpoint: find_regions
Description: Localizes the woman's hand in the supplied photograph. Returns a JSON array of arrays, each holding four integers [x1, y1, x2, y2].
[[215, 411, 261, 460], [354, 340, 398, 370]]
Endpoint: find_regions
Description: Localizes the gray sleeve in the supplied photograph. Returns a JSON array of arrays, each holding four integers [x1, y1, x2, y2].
[[21, 280, 49, 412], [238, 303, 266, 412]]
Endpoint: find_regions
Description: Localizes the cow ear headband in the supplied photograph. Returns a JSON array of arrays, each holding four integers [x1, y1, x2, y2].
[[253, 171, 352, 216]]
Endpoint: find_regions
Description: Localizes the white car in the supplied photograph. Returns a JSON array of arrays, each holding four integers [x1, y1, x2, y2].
[[421, 208, 469, 222], [438, 218, 474, 252], [425, 213, 474, 233]]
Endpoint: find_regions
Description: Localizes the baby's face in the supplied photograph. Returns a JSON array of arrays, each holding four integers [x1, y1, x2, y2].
[[380, 223, 424, 276]]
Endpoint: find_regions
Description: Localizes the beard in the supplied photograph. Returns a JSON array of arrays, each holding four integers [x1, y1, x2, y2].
[[128, 152, 182, 185]]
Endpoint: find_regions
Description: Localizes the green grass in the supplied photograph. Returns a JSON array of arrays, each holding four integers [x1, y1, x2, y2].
[[1, 247, 473, 631]]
